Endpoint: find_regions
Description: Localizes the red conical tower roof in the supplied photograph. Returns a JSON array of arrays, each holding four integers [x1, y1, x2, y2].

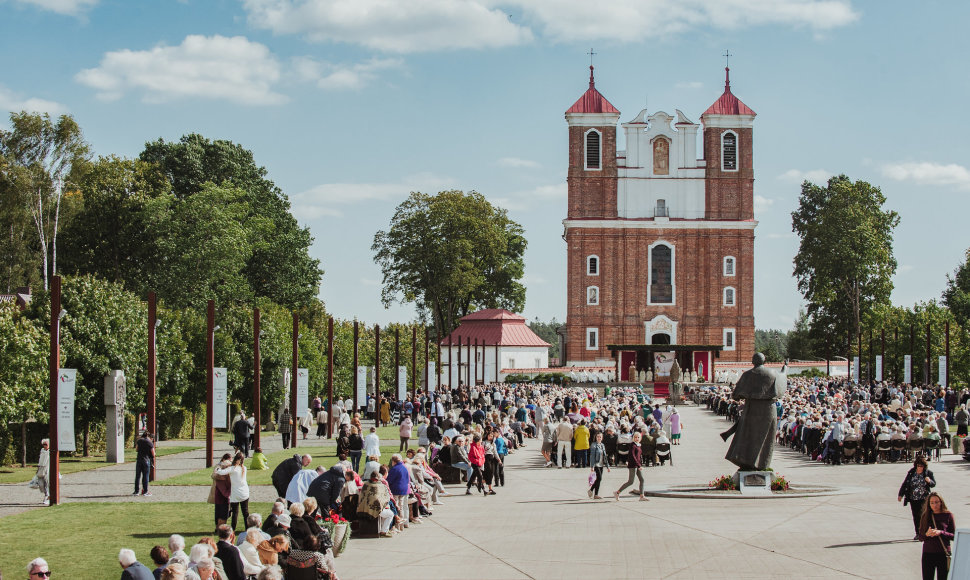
[[702, 67, 755, 116], [566, 66, 619, 114]]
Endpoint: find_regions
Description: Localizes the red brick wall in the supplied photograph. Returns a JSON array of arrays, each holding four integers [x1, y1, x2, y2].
[[567, 125, 618, 219], [703, 126, 754, 220]]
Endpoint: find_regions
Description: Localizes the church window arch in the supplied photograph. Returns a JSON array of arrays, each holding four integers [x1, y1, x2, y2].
[[723, 286, 736, 306], [723, 328, 736, 351], [586, 255, 599, 276], [585, 129, 601, 171], [586, 286, 599, 306], [652, 136, 670, 175], [723, 256, 736, 276], [586, 328, 599, 350], [648, 241, 675, 305], [721, 131, 738, 172]]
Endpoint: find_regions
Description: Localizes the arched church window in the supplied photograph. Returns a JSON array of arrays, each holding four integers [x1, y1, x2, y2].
[[585, 129, 601, 170], [723, 287, 735, 306], [649, 243, 674, 304], [586, 255, 599, 276], [723, 256, 736, 276], [721, 131, 737, 171], [653, 137, 669, 175]]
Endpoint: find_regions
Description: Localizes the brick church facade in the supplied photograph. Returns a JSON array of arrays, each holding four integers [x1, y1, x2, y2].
[[561, 65, 756, 378]]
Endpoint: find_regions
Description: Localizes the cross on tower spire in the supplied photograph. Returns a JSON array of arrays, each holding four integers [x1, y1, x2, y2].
[[723, 49, 733, 90], [587, 48, 597, 88]]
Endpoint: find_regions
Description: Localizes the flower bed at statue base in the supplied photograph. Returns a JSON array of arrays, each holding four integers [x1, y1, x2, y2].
[[709, 475, 737, 490]]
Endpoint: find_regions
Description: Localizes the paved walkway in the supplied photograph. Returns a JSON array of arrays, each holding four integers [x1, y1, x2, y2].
[[336, 405, 968, 579]]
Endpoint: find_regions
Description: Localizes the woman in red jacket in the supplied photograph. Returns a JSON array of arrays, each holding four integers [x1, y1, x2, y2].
[[613, 432, 647, 502], [466, 434, 487, 495]]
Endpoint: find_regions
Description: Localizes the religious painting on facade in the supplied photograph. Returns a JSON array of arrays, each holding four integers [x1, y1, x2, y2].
[[653, 138, 669, 175], [650, 245, 673, 303]]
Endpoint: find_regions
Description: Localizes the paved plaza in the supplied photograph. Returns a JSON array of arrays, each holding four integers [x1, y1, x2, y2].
[[2, 403, 967, 578]]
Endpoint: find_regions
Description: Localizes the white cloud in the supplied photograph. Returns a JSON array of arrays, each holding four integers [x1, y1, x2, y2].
[[754, 194, 774, 213], [242, 0, 533, 53], [881, 162, 970, 190], [511, 0, 859, 42], [674, 81, 703, 89], [293, 56, 404, 90], [291, 172, 455, 218], [778, 168, 833, 183], [0, 86, 67, 115], [497, 157, 540, 168], [12, 0, 97, 15], [75, 35, 286, 105]]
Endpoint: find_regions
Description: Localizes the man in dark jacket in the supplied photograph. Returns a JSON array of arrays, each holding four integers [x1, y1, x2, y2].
[[215, 525, 247, 580], [272, 453, 310, 498], [232, 412, 251, 457], [307, 464, 346, 512]]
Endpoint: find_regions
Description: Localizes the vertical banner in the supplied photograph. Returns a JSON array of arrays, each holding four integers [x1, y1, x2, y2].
[[213, 367, 228, 428], [875, 355, 883, 382], [939, 356, 947, 386], [356, 366, 367, 408], [852, 357, 860, 382], [904, 355, 912, 384], [296, 368, 309, 418], [57, 369, 77, 452], [654, 352, 675, 378], [397, 366, 407, 401], [428, 362, 436, 394]]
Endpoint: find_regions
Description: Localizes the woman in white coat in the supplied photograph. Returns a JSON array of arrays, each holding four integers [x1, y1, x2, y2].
[[219, 452, 251, 532]]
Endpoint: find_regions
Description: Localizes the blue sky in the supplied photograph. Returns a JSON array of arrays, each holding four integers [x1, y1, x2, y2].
[[2, 0, 968, 330]]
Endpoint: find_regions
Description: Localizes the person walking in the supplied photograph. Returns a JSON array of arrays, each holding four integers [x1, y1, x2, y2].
[[614, 431, 647, 502], [232, 412, 251, 458], [315, 406, 328, 438], [36, 438, 50, 504], [348, 426, 364, 472], [588, 431, 610, 499], [399, 415, 413, 451], [899, 456, 936, 540], [919, 492, 954, 580], [466, 434, 486, 495], [670, 409, 683, 445], [134, 431, 155, 497], [555, 418, 574, 468], [279, 409, 292, 449]]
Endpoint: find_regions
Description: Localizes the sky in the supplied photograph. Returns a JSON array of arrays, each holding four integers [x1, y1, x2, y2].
[[2, 0, 968, 331]]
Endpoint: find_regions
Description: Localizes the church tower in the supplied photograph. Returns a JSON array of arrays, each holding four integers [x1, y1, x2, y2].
[[562, 64, 757, 377]]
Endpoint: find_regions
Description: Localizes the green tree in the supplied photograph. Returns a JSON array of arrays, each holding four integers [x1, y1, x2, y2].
[[529, 317, 561, 360], [0, 112, 91, 290], [754, 329, 787, 362], [791, 175, 900, 356], [373, 190, 527, 338], [785, 309, 817, 360], [943, 248, 970, 329], [0, 153, 42, 293], [0, 302, 48, 465], [140, 134, 322, 308]]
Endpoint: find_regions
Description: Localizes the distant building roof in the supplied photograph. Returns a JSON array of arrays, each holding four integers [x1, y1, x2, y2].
[[566, 66, 620, 115], [702, 67, 755, 117], [441, 309, 551, 348]]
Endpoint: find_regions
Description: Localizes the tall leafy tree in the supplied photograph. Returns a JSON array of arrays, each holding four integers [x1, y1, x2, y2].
[[0, 112, 90, 290], [0, 153, 42, 293], [943, 248, 970, 328], [373, 190, 527, 338], [0, 303, 48, 465], [791, 175, 900, 355], [140, 134, 322, 308]]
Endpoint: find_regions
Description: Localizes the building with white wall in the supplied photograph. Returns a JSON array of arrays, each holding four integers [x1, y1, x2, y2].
[[439, 309, 551, 385]]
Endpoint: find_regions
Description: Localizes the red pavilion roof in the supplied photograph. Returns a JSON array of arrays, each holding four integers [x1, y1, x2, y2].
[[702, 67, 755, 117], [566, 66, 619, 115], [440, 309, 551, 347]]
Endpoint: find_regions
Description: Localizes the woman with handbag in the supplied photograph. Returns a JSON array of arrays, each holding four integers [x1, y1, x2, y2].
[[918, 492, 954, 580], [898, 456, 936, 540]]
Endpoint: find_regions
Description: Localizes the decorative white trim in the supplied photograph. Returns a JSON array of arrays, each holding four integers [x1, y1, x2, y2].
[[586, 255, 600, 276], [584, 128, 602, 171], [586, 328, 599, 350], [723, 286, 736, 307], [645, 315, 678, 345], [723, 256, 736, 276], [586, 285, 600, 305], [720, 130, 738, 173], [566, 112, 621, 127], [701, 114, 755, 128], [563, 219, 758, 230], [723, 328, 736, 351], [647, 240, 675, 306]]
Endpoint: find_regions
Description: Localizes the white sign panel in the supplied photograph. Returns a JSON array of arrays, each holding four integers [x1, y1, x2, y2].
[[939, 356, 947, 386], [904, 355, 912, 384], [654, 352, 675, 378], [875, 355, 883, 382], [428, 362, 436, 394], [852, 357, 860, 382], [397, 366, 407, 401], [57, 368, 76, 452], [356, 366, 367, 408], [296, 368, 309, 418], [213, 367, 228, 428]]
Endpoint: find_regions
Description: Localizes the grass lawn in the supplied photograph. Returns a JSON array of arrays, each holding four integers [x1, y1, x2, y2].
[[0, 502, 274, 578], [157, 445, 404, 486], [0, 446, 199, 484]]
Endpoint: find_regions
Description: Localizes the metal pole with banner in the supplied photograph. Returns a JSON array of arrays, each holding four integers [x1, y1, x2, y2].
[[852, 357, 860, 383], [904, 355, 912, 384], [397, 366, 407, 401], [428, 362, 436, 394], [57, 369, 76, 452], [875, 355, 883, 382], [213, 368, 228, 428], [356, 366, 367, 409], [296, 368, 309, 418], [939, 356, 947, 387]]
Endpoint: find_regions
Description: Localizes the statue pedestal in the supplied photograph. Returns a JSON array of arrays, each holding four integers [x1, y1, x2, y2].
[[735, 471, 772, 496]]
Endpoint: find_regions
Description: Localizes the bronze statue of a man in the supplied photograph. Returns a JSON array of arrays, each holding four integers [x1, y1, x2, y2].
[[722, 353, 787, 471]]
